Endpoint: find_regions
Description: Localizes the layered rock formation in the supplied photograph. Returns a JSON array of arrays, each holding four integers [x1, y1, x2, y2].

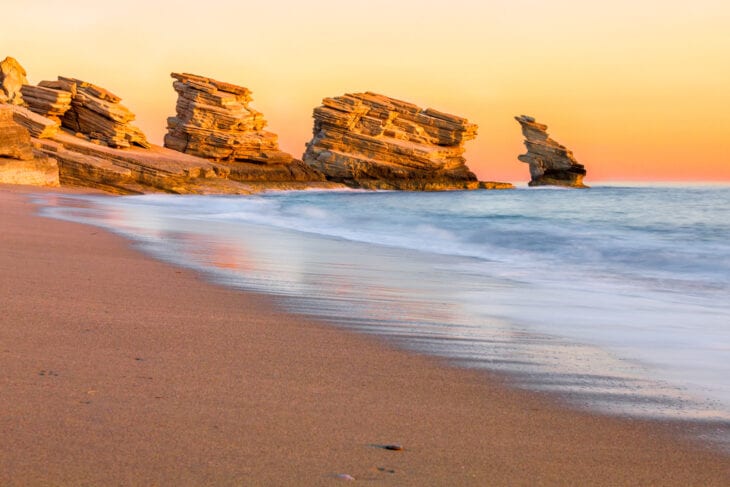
[[0, 56, 28, 105], [515, 115, 587, 188], [9, 105, 60, 138], [0, 106, 59, 186], [164, 73, 323, 183], [53, 77, 150, 149], [302, 92, 505, 190], [21, 83, 73, 122], [1, 57, 340, 194], [2, 54, 519, 194], [4, 56, 149, 148]]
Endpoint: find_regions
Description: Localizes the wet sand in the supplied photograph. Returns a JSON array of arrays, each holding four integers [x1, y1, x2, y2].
[[1, 185, 728, 485]]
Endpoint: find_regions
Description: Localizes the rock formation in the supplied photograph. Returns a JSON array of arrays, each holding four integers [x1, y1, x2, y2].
[[164, 73, 323, 183], [2, 56, 149, 149], [3, 54, 516, 194], [0, 56, 28, 105], [54, 77, 151, 149], [21, 83, 73, 122], [515, 115, 587, 188], [1, 56, 340, 194], [302, 92, 504, 190], [0, 107, 33, 160], [9, 105, 60, 138], [0, 106, 59, 186]]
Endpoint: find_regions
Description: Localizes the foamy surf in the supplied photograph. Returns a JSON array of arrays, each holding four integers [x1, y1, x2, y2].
[[38, 184, 730, 424]]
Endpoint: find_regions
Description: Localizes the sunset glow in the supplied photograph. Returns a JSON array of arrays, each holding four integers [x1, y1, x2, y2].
[[5, 0, 729, 182]]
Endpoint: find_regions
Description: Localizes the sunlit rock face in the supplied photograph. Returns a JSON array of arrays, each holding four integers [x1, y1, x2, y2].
[[302, 92, 501, 190], [0, 106, 59, 186], [164, 72, 324, 183], [515, 115, 588, 188], [0, 56, 331, 194], [20, 74, 150, 149], [0, 56, 28, 105]]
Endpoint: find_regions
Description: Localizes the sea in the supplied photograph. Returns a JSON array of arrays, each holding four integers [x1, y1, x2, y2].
[[38, 183, 730, 426]]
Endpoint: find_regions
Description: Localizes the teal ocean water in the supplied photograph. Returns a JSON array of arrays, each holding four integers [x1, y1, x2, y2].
[[39, 184, 730, 423]]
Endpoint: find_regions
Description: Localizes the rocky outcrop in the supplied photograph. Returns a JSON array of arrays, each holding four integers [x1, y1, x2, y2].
[[1, 56, 148, 149], [0, 106, 59, 186], [302, 92, 504, 190], [1, 57, 338, 194], [34, 131, 240, 194], [9, 105, 60, 138], [21, 83, 73, 122], [33, 131, 339, 195], [0, 57, 28, 105], [164, 73, 323, 183], [57, 77, 150, 149], [0, 107, 33, 160], [515, 115, 587, 188]]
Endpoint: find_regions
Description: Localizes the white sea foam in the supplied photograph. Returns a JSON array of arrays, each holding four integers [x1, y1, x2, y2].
[[39, 184, 730, 422]]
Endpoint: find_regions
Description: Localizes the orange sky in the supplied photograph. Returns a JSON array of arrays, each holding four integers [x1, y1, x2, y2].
[[4, 0, 729, 182]]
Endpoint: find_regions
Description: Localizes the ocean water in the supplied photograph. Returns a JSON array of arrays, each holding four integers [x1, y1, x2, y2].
[[38, 184, 730, 423]]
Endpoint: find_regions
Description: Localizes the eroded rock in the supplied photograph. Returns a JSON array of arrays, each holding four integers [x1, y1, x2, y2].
[[22, 76, 150, 149], [0, 56, 28, 105], [0, 106, 59, 186], [164, 73, 324, 183], [302, 92, 497, 190], [21, 83, 73, 122], [9, 105, 60, 139], [515, 115, 587, 188], [0, 107, 33, 160]]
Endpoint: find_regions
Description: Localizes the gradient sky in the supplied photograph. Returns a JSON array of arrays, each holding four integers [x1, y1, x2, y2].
[[4, 0, 729, 181]]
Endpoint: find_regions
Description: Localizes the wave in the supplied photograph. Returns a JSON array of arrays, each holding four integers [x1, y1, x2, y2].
[[38, 185, 730, 422]]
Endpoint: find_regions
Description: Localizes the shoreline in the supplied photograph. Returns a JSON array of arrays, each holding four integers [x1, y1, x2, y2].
[[1, 184, 729, 485]]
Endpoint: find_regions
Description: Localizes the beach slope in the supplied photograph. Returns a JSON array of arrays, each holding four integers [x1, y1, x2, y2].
[[0, 186, 727, 485]]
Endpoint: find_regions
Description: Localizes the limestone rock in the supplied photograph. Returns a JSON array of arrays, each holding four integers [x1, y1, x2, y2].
[[34, 131, 232, 194], [1, 59, 333, 193], [0, 107, 33, 160], [21, 84, 73, 121], [9, 105, 60, 139], [26, 76, 150, 149], [0, 106, 59, 186], [164, 72, 323, 182], [165, 73, 290, 163], [515, 115, 587, 188], [0, 56, 28, 105], [302, 92, 489, 190]]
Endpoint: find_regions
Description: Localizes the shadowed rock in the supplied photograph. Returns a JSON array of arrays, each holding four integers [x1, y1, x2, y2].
[[515, 115, 587, 188], [303, 92, 510, 190]]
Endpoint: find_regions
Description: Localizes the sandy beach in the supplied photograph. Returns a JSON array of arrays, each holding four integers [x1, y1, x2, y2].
[[1, 185, 728, 485]]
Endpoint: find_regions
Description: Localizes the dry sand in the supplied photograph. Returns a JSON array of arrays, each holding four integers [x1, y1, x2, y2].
[[1, 185, 728, 485]]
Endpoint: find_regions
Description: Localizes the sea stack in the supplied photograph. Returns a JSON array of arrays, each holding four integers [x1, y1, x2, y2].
[[302, 92, 505, 190], [164, 73, 322, 182], [515, 115, 587, 188]]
